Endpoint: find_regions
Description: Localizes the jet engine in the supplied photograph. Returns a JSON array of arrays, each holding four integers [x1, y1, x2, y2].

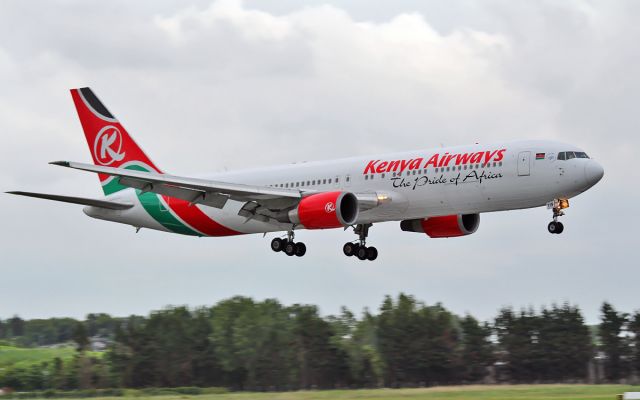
[[288, 191, 359, 229], [400, 214, 480, 238]]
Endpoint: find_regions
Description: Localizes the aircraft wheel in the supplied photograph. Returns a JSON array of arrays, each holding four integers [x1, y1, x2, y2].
[[343, 242, 357, 257], [284, 241, 296, 256], [294, 242, 307, 257], [271, 238, 284, 252], [366, 246, 378, 261], [555, 222, 564, 234], [356, 246, 368, 260], [547, 221, 564, 234]]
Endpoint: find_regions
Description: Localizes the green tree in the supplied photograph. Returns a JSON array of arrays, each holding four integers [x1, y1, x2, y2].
[[627, 311, 640, 378], [8, 315, 25, 337], [460, 315, 493, 382], [537, 303, 592, 381], [377, 294, 460, 386], [73, 321, 89, 352], [599, 302, 629, 381]]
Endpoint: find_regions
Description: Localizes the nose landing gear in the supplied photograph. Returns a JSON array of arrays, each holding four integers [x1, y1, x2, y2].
[[343, 223, 378, 261], [271, 231, 306, 257], [547, 198, 569, 234]]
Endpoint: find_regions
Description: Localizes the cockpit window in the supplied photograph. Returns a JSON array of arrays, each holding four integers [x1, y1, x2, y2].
[[558, 151, 589, 160]]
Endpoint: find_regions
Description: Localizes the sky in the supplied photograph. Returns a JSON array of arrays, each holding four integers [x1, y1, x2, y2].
[[1, 0, 638, 325]]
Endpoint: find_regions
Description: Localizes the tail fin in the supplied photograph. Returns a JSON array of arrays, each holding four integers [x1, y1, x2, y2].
[[70, 87, 161, 195]]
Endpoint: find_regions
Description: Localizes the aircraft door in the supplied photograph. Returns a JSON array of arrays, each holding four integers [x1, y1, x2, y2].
[[518, 151, 531, 176]]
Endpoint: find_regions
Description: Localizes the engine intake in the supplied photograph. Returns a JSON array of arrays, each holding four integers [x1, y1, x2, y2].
[[401, 214, 480, 238], [289, 191, 359, 229]]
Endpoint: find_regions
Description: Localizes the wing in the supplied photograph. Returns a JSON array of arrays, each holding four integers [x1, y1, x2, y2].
[[50, 161, 303, 222], [6, 191, 134, 210]]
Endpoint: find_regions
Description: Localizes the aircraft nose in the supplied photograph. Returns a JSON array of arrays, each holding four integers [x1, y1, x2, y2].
[[584, 160, 604, 186]]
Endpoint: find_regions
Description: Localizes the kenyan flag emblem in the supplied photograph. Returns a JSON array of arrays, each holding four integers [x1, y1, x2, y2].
[[536, 152, 545, 160]]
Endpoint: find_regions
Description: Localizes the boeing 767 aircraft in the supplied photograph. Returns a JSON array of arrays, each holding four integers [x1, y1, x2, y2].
[[8, 88, 604, 261]]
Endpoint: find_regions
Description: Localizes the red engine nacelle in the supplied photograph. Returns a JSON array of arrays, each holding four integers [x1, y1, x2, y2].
[[289, 191, 359, 229], [400, 214, 480, 238]]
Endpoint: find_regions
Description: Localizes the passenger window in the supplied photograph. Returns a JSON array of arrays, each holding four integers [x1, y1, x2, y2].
[[336, 178, 339, 183], [329, 179, 332, 184], [346, 176, 350, 182], [365, 175, 368, 180], [381, 173, 385, 178], [323, 179, 327, 184]]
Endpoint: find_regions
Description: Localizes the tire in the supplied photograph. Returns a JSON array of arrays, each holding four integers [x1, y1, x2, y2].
[[366, 246, 378, 261], [294, 242, 307, 257], [356, 246, 368, 260], [343, 242, 356, 257], [284, 241, 296, 256], [548, 221, 558, 234], [271, 238, 284, 252], [556, 222, 564, 234]]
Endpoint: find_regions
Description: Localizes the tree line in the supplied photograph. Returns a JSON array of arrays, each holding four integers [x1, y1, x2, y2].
[[1, 295, 639, 391]]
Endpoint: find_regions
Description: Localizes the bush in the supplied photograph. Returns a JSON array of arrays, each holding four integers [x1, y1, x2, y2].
[[1, 387, 228, 398]]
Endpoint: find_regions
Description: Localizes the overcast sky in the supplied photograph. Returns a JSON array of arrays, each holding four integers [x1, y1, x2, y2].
[[1, 0, 638, 325]]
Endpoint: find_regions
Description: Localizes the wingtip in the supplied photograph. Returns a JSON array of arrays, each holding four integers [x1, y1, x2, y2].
[[49, 161, 70, 167]]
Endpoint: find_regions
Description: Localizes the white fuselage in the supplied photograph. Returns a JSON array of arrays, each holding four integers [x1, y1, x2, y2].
[[86, 139, 604, 236]]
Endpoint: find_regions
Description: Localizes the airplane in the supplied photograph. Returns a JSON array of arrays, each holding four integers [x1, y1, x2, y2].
[[7, 87, 604, 261]]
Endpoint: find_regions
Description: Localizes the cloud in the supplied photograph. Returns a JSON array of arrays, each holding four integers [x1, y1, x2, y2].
[[0, 0, 637, 323]]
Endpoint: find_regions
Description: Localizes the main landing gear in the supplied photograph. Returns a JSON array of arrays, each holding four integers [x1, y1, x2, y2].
[[271, 231, 306, 257], [343, 223, 378, 261], [547, 198, 569, 234]]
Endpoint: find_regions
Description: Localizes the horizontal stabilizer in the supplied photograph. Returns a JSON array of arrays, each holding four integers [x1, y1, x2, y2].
[[6, 191, 134, 210]]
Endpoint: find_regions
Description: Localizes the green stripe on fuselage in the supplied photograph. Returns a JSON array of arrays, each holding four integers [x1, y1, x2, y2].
[[136, 190, 201, 236], [101, 165, 149, 195], [101, 164, 200, 236]]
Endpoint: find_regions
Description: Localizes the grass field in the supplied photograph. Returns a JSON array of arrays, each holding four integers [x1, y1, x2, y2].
[[92, 385, 640, 400], [0, 344, 101, 369]]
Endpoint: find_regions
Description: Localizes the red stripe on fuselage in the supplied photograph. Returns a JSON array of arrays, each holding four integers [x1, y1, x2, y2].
[[162, 196, 242, 237]]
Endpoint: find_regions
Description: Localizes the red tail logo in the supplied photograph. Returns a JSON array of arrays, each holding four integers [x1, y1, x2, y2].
[[94, 126, 125, 165], [70, 87, 160, 177]]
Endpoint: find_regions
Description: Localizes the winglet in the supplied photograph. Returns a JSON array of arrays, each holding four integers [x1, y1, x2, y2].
[[49, 161, 70, 167]]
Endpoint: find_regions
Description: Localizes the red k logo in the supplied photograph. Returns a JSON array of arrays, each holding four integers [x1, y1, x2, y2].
[[93, 126, 125, 165], [324, 202, 336, 214]]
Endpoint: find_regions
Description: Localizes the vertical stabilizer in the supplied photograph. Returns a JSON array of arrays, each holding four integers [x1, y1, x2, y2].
[[70, 87, 161, 195]]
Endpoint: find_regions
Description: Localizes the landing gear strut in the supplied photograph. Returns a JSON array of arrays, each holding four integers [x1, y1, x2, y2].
[[343, 224, 378, 261], [547, 199, 568, 234], [271, 231, 306, 257]]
